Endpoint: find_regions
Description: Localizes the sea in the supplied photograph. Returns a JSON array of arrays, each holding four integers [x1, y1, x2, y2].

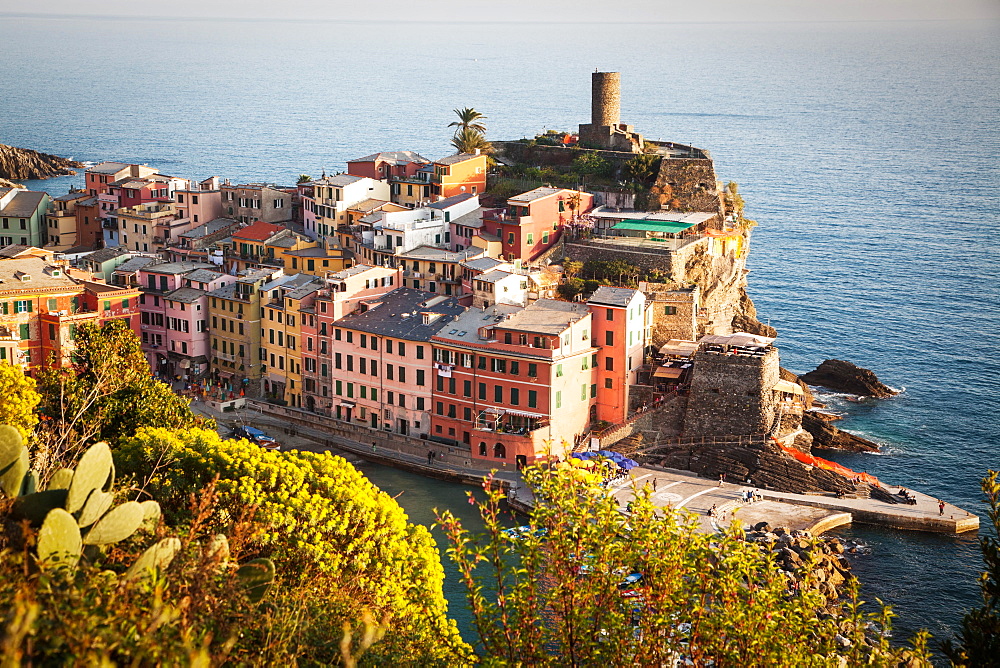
[[2, 14, 998, 649]]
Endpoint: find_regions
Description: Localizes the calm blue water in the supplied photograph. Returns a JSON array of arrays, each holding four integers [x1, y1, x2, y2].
[[2, 15, 998, 646]]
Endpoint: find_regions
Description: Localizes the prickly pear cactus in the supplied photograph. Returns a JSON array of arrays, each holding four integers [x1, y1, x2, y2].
[[124, 537, 182, 582], [37, 508, 82, 569], [0, 425, 28, 499], [236, 558, 276, 604], [66, 441, 113, 513], [83, 501, 145, 546]]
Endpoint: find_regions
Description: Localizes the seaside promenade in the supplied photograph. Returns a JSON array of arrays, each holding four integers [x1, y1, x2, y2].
[[192, 400, 978, 536]]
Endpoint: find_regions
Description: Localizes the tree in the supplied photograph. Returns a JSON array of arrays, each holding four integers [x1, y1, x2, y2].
[[35, 319, 211, 459], [448, 107, 487, 135], [571, 152, 612, 178], [114, 426, 471, 664], [451, 127, 492, 155], [0, 362, 40, 443], [623, 153, 661, 185], [942, 469, 1000, 666], [297, 174, 312, 184], [563, 260, 583, 279], [438, 468, 930, 666]]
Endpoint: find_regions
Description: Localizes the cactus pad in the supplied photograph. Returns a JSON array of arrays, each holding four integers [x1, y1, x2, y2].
[[236, 558, 275, 604], [66, 441, 112, 513], [0, 425, 22, 470], [0, 444, 28, 499], [123, 537, 182, 582], [48, 468, 74, 490], [77, 489, 114, 528], [83, 500, 144, 545], [37, 508, 82, 569], [13, 489, 69, 525]]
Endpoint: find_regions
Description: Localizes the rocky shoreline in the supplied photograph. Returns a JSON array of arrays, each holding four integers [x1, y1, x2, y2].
[[0, 143, 82, 181]]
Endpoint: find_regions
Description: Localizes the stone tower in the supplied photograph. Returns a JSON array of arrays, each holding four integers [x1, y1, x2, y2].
[[683, 348, 781, 438], [579, 71, 643, 152], [591, 71, 621, 127]]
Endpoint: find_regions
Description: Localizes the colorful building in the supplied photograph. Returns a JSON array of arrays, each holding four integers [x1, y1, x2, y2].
[[137, 261, 216, 377], [318, 288, 463, 433], [260, 273, 325, 407], [302, 174, 391, 241], [587, 286, 648, 425], [429, 299, 596, 467], [430, 153, 487, 200], [173, 177, 224, 226], [84, 162, 158, 197], [221, 182, 294, 224], [484, 187, 593, 263], [1, 188, 51, 248]]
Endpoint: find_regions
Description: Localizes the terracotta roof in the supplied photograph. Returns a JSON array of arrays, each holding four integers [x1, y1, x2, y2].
[[232, 221, 284, 241]]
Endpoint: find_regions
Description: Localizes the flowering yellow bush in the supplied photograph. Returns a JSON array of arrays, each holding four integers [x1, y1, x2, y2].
[[0, 362, 39, 442], [116, 427, 470, 664]]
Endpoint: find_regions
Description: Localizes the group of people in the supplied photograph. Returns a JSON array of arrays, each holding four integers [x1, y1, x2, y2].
[[740, 488, 763, 504], [896, 487, 917, 505]]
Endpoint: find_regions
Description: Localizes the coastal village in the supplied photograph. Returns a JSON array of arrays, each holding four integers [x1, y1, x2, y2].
[[0, 73, 977, 536]]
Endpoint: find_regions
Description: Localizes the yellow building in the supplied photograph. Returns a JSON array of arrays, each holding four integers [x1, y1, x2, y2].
[[259, 273, 324, 407], [431, 153, 487, 200], [283, 243, 354, 276]]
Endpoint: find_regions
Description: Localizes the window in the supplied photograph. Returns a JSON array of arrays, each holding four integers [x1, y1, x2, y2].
[[436, 402, 444, 416], [335, 353, 342, 369], [386, 364, 394, 380], [398, 342, 406, 356], [605, 331, 614, 346], [491, 358, 506, 373], [416, 369, 425, 386], [398, 366, 406, 383], [416, 397, 425, 410], [581, 384, 588, 401], [528, 363, 537, 378], [542, 231, 549, 244], [606, 308, 614, 320], [510, 388, 519, 405], [478, 383, 486, 400], [591, 384, 597, 398], [510, 361, 519, 375], [494, 385, 502, 403], [479, 442, 487, 456], [416, 346, 424, 359], [507, 232, 515, 245], [556, 364, 563, 377], [582, 357, 589, 370], [605, 357, 614, 371], [664, 305, 677, 315], [463, 406, 472, 421], [555, 391, 562, 409], [526, 233, 534, 245], [605, 378, 613, 389]]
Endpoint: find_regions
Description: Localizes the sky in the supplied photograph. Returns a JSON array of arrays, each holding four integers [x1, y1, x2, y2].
[[2, 0, 999, 23]]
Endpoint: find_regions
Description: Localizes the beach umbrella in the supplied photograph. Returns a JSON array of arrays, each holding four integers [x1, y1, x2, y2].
[[571, 451, 599, 460], [618, 459, 639, 470], [595, 450, 625, 461]]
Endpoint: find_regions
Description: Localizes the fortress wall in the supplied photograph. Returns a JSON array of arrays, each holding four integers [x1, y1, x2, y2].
[[684, 348, 780, 437], [651, 157, 724, 215]]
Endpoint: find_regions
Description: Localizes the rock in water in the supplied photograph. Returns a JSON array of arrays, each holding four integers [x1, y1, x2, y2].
[[799, 359, 898, 398], [801, 411, 880, 452], [0, 144, 82, 180]]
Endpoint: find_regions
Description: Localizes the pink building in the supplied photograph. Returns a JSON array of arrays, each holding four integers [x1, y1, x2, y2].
[[173, 177, 224, 226], [137, 261, 216, 378], [347, 151, 431, 181], [300, 265, 402, 415]]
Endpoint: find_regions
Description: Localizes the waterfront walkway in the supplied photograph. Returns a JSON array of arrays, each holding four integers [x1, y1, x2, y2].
[[191, 400, 978, 536]]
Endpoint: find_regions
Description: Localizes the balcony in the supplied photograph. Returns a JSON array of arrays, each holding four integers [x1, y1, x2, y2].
[[475, 408, 549, 435]]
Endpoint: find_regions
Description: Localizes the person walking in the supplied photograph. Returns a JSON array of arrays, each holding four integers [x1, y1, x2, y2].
[[718, 473, 725, 487], [653, 478, 658, 492], [427, 450, 433, 465], [938, 499, 946, 516]]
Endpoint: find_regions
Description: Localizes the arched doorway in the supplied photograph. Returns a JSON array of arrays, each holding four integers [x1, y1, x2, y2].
[[493, 442, 506, 459]]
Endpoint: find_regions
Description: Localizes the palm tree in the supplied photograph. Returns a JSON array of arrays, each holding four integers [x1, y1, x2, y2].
[[448, 107, 487, 134], [296, 174, 312, 184], [451, 128, 492, 154]]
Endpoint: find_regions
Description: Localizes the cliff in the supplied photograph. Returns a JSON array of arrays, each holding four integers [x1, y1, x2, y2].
[[0, 177, 26, 190], [799, 359, 898, 398], [0, 144, 82, 180]]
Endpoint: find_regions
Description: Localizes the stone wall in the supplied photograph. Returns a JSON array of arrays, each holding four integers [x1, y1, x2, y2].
[[649, 157, 724, 215], [643, 283, 698, 345], [684, 348, 780, 437], [591, 71, 620, 126]]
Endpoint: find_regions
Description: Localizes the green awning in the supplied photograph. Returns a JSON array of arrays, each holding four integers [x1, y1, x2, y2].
[[611, 219, 698, 234]]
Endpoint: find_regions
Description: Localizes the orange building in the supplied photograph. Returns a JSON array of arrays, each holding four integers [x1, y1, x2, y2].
[[431, 153, 487, 200], [588, 286, 647, 425]]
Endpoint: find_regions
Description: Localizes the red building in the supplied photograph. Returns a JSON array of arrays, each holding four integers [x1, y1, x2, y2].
[[587, 286, 647, 425], [430, 299, 596, 468], [483, 187, 593, 263], [347, 151, 430, 181]]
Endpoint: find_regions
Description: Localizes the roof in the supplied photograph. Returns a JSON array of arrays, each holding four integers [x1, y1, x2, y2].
[[461, 257, 505, 272], [0, 257, 78, 292], [183, 268, 224, 284], [0, 190, 47, 218], [0, 245, 33, 259], [435, 299, 588, 345], [508, 187, 563, 204], [398, 245, 485, 263], [315, 174, 365, 187], [81, 246, 130, 265], [86, 161, 132, 175], [476, 270, 515, 284], [588, 286, 640, 308], [335, 288, 463, 341], [179, 217, 239, 238], [113, 256, 157, 273], [164, 287, 206, 304], [428, 193, 475, 209], [268, 236, 299, 249], [434, 152, 482, 166], [451, 206, 485, 229], [52, 191, 90, 202], [612, 220, 698, 234], [284, 246, 347, 258], [698, 332, 775, 347], [285, 278, 326, 300], [327, 264, 380, 280], [232, 221, 284, 241], [348, 151, 430, 165], [347, 198, 391, 214], [658, 339, 699, 357], [774, 379, 804, 395], [591, 207, 716, 225], [143, 261, 215, 276]]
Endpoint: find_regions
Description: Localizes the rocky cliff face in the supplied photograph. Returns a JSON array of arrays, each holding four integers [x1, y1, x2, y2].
[[801, 411, 880, 453], [0, 177, 25, 189], [0, 144, 82, 180]]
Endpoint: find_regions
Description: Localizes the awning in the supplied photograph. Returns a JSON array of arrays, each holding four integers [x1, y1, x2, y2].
[[338, 401, 356, 408], [659, 339, 699, 357], [612, 220, 698, 234], [699, 332, 775, 347], [774, 379, 804, 395], [653, 367, 684, 379], [505, 409, 544, 419]]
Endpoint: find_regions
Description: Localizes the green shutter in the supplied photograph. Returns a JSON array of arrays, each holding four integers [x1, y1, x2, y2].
[[19, 323, 29, 340], [26, 300, 32, 313]]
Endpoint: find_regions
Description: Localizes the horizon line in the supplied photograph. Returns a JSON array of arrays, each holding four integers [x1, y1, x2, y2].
[[1, 11, 996, 26]]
